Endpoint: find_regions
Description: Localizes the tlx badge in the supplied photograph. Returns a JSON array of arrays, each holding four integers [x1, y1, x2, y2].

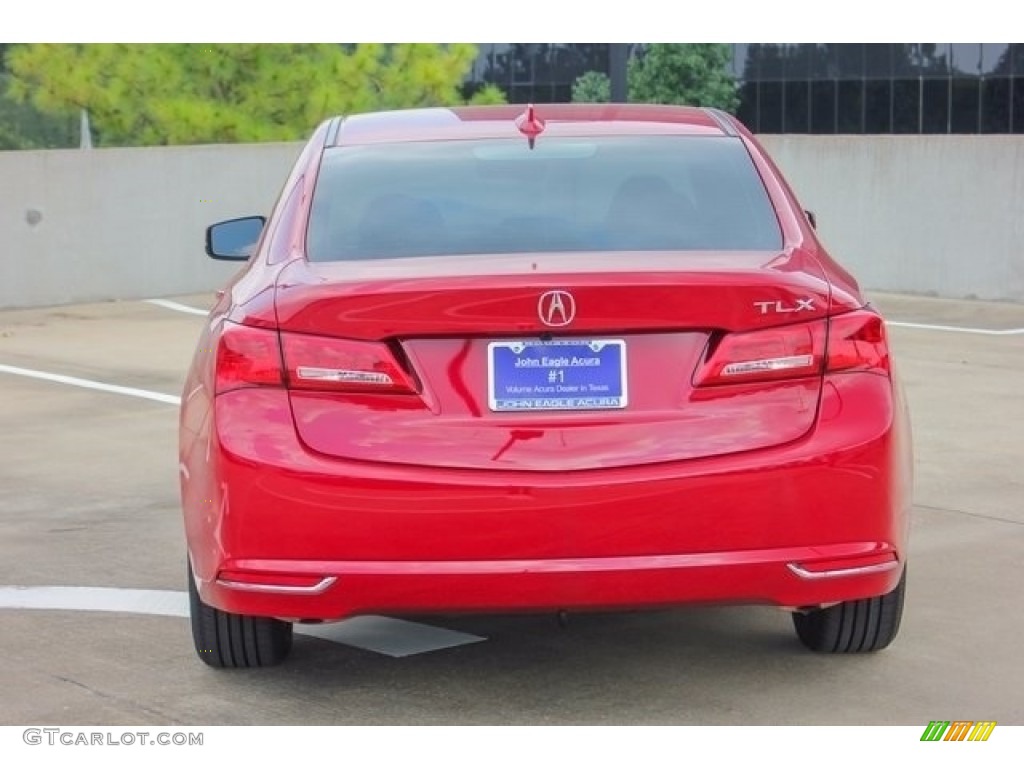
[[753, 298, 816, 315]]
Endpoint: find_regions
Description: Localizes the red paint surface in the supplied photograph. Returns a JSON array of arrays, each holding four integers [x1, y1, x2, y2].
[[180, 106, 911, 620]]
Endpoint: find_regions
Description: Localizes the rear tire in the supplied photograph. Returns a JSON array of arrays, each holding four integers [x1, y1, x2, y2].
[[188, 562, 293, 668], [793, 567, 906, 653]]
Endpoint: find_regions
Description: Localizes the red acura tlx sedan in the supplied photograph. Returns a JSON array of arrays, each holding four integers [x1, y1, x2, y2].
[[180, 104, 912, 667]]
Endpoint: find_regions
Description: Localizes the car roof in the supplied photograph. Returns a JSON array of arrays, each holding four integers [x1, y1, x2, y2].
[[329, 104, 735, 147]]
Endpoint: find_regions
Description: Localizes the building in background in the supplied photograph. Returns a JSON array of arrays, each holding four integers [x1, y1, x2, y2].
[[465, 44, 612, 104], [464, 44, 1024, 134]]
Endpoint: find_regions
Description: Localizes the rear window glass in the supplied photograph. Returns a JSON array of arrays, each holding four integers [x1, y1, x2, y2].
[[306, 136, 782, 261]]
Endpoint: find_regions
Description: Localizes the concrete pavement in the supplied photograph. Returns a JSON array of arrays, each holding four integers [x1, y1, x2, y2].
[[1, 292, 1021, 725]]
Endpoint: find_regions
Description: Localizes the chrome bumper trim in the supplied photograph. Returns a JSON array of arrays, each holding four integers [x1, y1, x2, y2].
[[787, 561, 899, 580], [215, 576, 338, 595]]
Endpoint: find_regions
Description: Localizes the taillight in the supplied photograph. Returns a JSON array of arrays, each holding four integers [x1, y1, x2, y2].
[[694, 320, 826, 387], [215, 322, 283, 394], [694, 309, 890, 387], [281, 332, 418, 394], [825, 310, 890, 375]]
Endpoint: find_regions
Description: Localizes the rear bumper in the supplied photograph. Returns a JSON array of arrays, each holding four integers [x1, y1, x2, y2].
[[180, 372, 912, 620], [203, 547, 902, 620]]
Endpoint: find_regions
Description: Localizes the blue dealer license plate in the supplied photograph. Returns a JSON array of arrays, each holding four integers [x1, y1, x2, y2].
[[488, 339, 628, 412]]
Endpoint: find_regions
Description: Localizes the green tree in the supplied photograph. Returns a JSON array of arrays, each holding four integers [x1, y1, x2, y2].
[[5, 43, 505, 147], [461, 82, 507, 105], [570, 46, 737, 111], [571, 71, 611, 103], [1, 46, 79, 149], [0, 75, 78, 149], [628, 44, 738, 111]]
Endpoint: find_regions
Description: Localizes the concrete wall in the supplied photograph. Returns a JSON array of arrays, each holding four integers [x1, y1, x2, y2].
[[1, 143, 301, 308], [759, 135, 1024, 302], [1, 136, 1022, 308]]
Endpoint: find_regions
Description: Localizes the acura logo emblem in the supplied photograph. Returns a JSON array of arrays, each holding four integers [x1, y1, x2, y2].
[[538, 290, 576, 327]]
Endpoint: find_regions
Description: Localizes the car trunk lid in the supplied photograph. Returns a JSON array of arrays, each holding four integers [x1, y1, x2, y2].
[[274, 250, 832, 471]]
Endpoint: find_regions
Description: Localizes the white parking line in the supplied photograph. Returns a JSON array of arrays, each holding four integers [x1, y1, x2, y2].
[[887, 320, 1024, 336], [0, 586, 486, 658], [143, 298, 209, 316], [0, 586, 187, 617], [0, 364, 180, 405]]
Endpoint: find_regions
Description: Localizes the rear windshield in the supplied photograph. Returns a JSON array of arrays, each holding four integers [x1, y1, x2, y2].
[[306, 136, 782, 261]]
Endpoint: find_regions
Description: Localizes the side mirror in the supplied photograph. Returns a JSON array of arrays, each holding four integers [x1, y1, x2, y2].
[[804, 209, 817, 230], [206, 216, 266, 260]]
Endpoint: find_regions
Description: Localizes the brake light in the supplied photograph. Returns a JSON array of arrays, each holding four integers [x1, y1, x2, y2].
[[826, 310, 890, 375], [694, 310, 890, 387], [694, 320, 826, 387], [281, 332, 418, 394], [215, 322, 283, 394]]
